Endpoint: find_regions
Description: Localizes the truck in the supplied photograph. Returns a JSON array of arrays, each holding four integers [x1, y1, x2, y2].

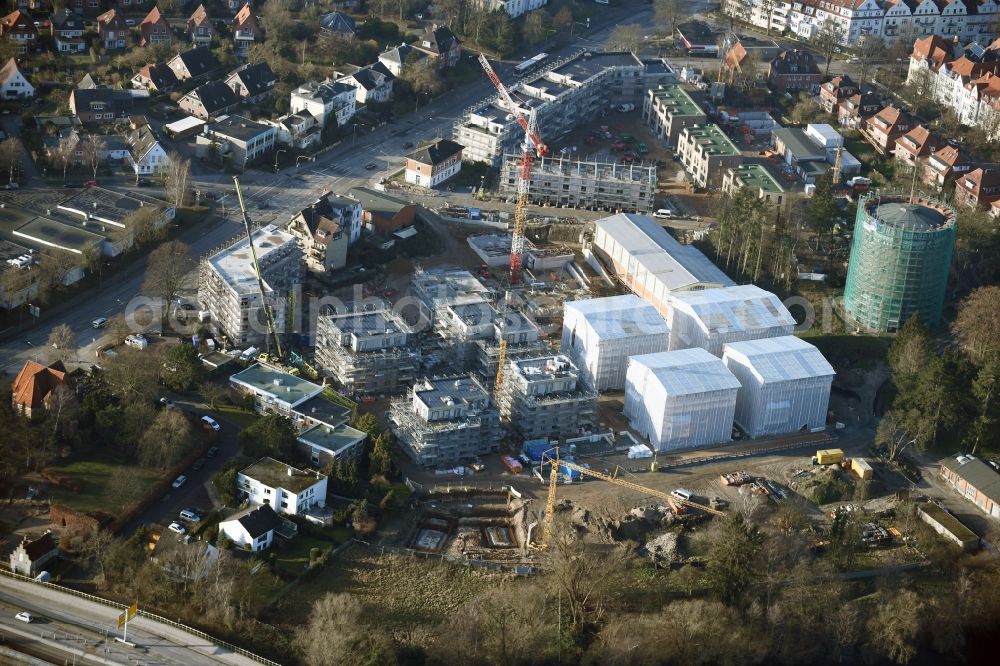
[[502, 455, 523, 474], [813, 448, 845, 465]]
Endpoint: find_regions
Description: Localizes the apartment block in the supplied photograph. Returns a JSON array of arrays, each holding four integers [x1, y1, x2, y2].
[[411, 266, 492, 327], [474, 310, 551, 388], [642, 84, 707, 147], [390, 375, 501, 466], [721, 164, 785, 204], [454, 51, 675, 165], [677, 124, 742, 189], [499, 154, 657, 213], [198, 224, 302, 347], [496, 354, 597, 440], [314, 300, 418, 395]]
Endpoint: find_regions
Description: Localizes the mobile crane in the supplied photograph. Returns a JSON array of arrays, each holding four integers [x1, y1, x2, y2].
[[536, 448, 726, 546], [232, 176, 283, 361]]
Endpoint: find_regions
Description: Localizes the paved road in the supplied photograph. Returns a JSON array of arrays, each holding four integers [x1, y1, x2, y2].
[[0, 576, 262, 665]]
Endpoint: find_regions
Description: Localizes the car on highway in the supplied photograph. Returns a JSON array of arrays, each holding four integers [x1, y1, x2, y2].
[[171, 475, 187, 489], [91, 317, 108, 329], [365, 163, 377, 170], [167, 521, 187, 535], [14, 611, 33, 623], [201, 416, 220, 431], [206, 446, 219, 458]]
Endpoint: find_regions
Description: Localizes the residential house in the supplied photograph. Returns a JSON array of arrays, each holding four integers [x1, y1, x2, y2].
[[348, 186, 416, 237], [127, 124, 169, 176], [131, 62, 179, 92], [819, 75, 858, 114], [198, 114, 275, 167], [838, 89, 882, 129], [766, 49, 820, 94], [168, 46, 222, 82], [218, 504, 283, 551], [940, 454, 1000, 519], [77, 72, 100, 90], [50, 8, 86, 54], [18, 0, 53, 12], [224, 62, 276, 104], [412, 24, 461, 68], [69, 88, 132, 123], [42, 129, 84, 166], [237, 457, 327, 517], [478, 0, 547, 19], [861, 105, 912, 154], [378, 43, 425, 76], [0, 9, 38, 54], [8, 531, 58, 577], [404, 138, 463, 188], [11, 360, 67, 418], [289, 79, 356, 128], [676, 123, 742, 189], [287, 193, 354, 272], [66, 0, 102, 16], [178, 80, 240, 120], [922, 144, 970, 190], [270, 112, 320, 150], [187, 4, 213, 46], [0, 58, 33, 99], [319, 11, 355, 40], [297, 421, 367, 467], [231, 3, 262, 57], [138, 6, 171, 47], [96, 9, 128, 50], [336, 62, 394, 104], [224, 0, 249, 13], [954, 167, 1000, 210], [893, 125, 939, 165]]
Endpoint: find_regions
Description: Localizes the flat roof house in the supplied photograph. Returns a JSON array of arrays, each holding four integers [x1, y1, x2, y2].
[[238, 457, 328, 517], [198, 114, 275, 168], [643, 84, 707, 147], [677, 123, 742, 188]]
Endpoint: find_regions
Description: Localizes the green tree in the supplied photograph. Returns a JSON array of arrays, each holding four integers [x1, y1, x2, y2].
[[707, 513, 762, 608], [369, 433, 393, 477], [807, 173, 838, 248], [162, 343, 205, 392], [968, 353, 1000, 453], [952, 287, 1000, 365], [238, 414, 297, 460]]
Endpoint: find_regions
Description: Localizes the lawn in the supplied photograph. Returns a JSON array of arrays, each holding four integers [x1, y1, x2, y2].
[[212, 404, 257, 428], [273, 533, 341, 576], [46, 457, 163, 515]]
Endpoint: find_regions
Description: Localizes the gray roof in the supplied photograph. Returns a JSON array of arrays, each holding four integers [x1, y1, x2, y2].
[[630, 348, 742, 397], [294, 80, 355, 103], [127, 125, 161, 159], [869, 201, 952, 232], [415, 375, 488, 410], [381, 43, 421, 65], [941, 456, 1000, 503], [408, 139, 463, 166], [773, 128, 826, 161], [52, 9, 85, 31], [229, 363, 322, 406], [227, 62, 276, 97], [346, 63, 394, 90], [186, 81, 239, 114], [223, 504, 283, 539], [319, 11, 355, 34], [722, 336, 835, 384], [140, 62, 179, 91], [171, 46, 222, 77]]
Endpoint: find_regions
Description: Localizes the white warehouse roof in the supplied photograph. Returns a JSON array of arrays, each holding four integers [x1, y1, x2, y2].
[[722, 336, 834, 384], [628, 348, 741, 396], [563, 295, 668, 340], [668, 285, 795, 336], [593, 213, 734, 292]]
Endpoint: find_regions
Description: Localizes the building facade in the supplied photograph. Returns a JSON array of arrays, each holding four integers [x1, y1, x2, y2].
[[677, 124, 743, 188], [405, 139, 463, 188], [500, 155, 656, 213], [237, 457, 327, 517], [496, 354, 597, 440], [642, 84, 707, 147]]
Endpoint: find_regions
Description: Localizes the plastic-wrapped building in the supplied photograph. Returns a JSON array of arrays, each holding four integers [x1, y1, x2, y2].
[[624, 348, 741, 451], [722, 336, 835, 438], [666, 285, 796, 357], [561, 295, 670, 391]]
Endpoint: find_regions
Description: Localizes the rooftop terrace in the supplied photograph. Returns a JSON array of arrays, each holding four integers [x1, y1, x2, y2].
[[240, 457, 326, 494], [729, 164, 784, 193], [650, 84, 704, 117], [684, 124, 740, 156]]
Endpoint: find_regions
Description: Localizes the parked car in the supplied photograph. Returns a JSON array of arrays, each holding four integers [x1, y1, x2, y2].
[[91, 317, 108, 329], [14, 612, 33, 623], [365, 163, 377, 170], [167, 521, 186, 535], [158, 397, 175, 409], [179, 509, 202, 522], [200, 416, 220, 431], [171, 475, 187, 489], [206, 446, 219, 458], [191, 458, 206, 471], [653, 209, 675, 219], [83, 180, 98, 188], [136, 178, 153, 187], [5, 182, 18, 189], [124, 334, 148, 350]]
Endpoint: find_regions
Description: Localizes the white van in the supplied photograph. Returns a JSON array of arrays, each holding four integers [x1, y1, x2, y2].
[[125, 334, 148, 350], [239, 346, 259, 362], [670, 488, 693, 502]]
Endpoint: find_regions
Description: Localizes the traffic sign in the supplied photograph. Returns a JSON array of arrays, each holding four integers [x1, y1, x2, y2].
[[117, 611, 127, 629]]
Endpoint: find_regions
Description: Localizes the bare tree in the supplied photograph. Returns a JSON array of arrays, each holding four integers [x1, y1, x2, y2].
[[103, 347, 160, 403], [46, 382, 79, 442], [108, 465, 146, 513], [952, 286, 1000, 364], [199, 381, 229, 409], [295, 593, 395, 666], [811, 19, 844, 77], [51, 134, 77, 184], [46, 324, 77, 363], [139, 409, 194, 468], [79, 135, 107, 180], [118, 206, 165, 250], [141, 241, 195, 307], [164, 152, 191, 208], [107, 313, 131, 346], [608, 24, 643, 53], [866, 588, 924, 664], [0, 265, 31, 309], [0, 137, 22, 184], [653, 0, 691, 37]]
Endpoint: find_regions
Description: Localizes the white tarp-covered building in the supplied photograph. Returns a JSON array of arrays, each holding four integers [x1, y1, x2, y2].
[[667, 285, 796, 357], [624, 348, 740, 451], [722, 336, 834, 438], [561, 295, 670, 391]]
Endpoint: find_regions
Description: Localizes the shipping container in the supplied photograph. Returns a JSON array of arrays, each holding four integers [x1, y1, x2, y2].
[[560, 462, 582, 482], [851, 457, 873, 480], [523, 439, 552, 462], [502, 455, 523, 474], [815, 448, 844, 465]]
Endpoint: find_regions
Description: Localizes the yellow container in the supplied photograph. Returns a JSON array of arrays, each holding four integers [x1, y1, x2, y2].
[[852, 457, 873, 480], [815, 448, 844, 465]]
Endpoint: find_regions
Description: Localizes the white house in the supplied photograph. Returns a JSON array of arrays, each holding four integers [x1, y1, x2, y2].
[[237, 457, 328, 517], [404, 139, 464, 188], [270, 112, 321, 150], [476, 0, 547, 19], [290, 80, 357, 129], [0, 58, 34, 99], [336, 63, 394, 104], [218, 504, 283, 551], [127, 125, 170, 176]]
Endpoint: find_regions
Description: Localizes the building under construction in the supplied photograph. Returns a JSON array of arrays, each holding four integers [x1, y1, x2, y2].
[[390, 375, 501, 466], [496, 354, 597, 440], [314, 299, 418, 395], [411, 266, 493, 327], [474, 310, 551, 389], [499, 154, 658, 213]]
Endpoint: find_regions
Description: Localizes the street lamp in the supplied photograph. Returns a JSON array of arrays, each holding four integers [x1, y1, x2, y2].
[[296, 155, 315, 169], [378, 150, 392, 183], [274, 149, 287, 174]]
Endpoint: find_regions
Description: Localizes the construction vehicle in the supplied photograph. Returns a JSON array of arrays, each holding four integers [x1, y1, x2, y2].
[[536, 448, 725, 545], [232, 177, 283, 361]]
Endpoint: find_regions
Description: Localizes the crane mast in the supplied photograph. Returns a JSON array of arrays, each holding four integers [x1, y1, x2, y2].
[[232, 177, 283, 360]]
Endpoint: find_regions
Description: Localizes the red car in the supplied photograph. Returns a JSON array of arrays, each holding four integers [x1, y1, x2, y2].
[[83, 180, 98, 188], [611, 142, 626, 151], [584, 135, 596, 144]]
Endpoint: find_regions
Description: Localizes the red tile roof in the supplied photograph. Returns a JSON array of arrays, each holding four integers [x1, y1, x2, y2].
[[12, 360, 67, 411]]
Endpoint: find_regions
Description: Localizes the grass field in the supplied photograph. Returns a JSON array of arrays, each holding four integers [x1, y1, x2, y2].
[[47, 457, 163, 515]]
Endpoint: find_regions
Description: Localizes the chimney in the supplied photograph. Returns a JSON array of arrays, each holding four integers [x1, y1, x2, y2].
[[287, 467, 293, 477]]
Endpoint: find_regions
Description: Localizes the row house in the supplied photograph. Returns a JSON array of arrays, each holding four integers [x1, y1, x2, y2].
[[187, 4, 214, 46], [908, 35, 1000, 135], [168, 45, 222, 82], [97, 8, 128, 50], [837, 88, 882, 128], [178, 80, 240, 120], [954, 166, 1000, 210], [0, 9, 38, 55], [131, 62, 179, 92], [892, 124, 939, 164], [922, 144, 970, 190], [50, 9, 87, 54], [232, 3, 263, 57], [225, 62, 276, 104], [69, 88, 132, 123], [819, 75, 859, 113], [861, 105, 912, 153], [138, 6, 171, 47]]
